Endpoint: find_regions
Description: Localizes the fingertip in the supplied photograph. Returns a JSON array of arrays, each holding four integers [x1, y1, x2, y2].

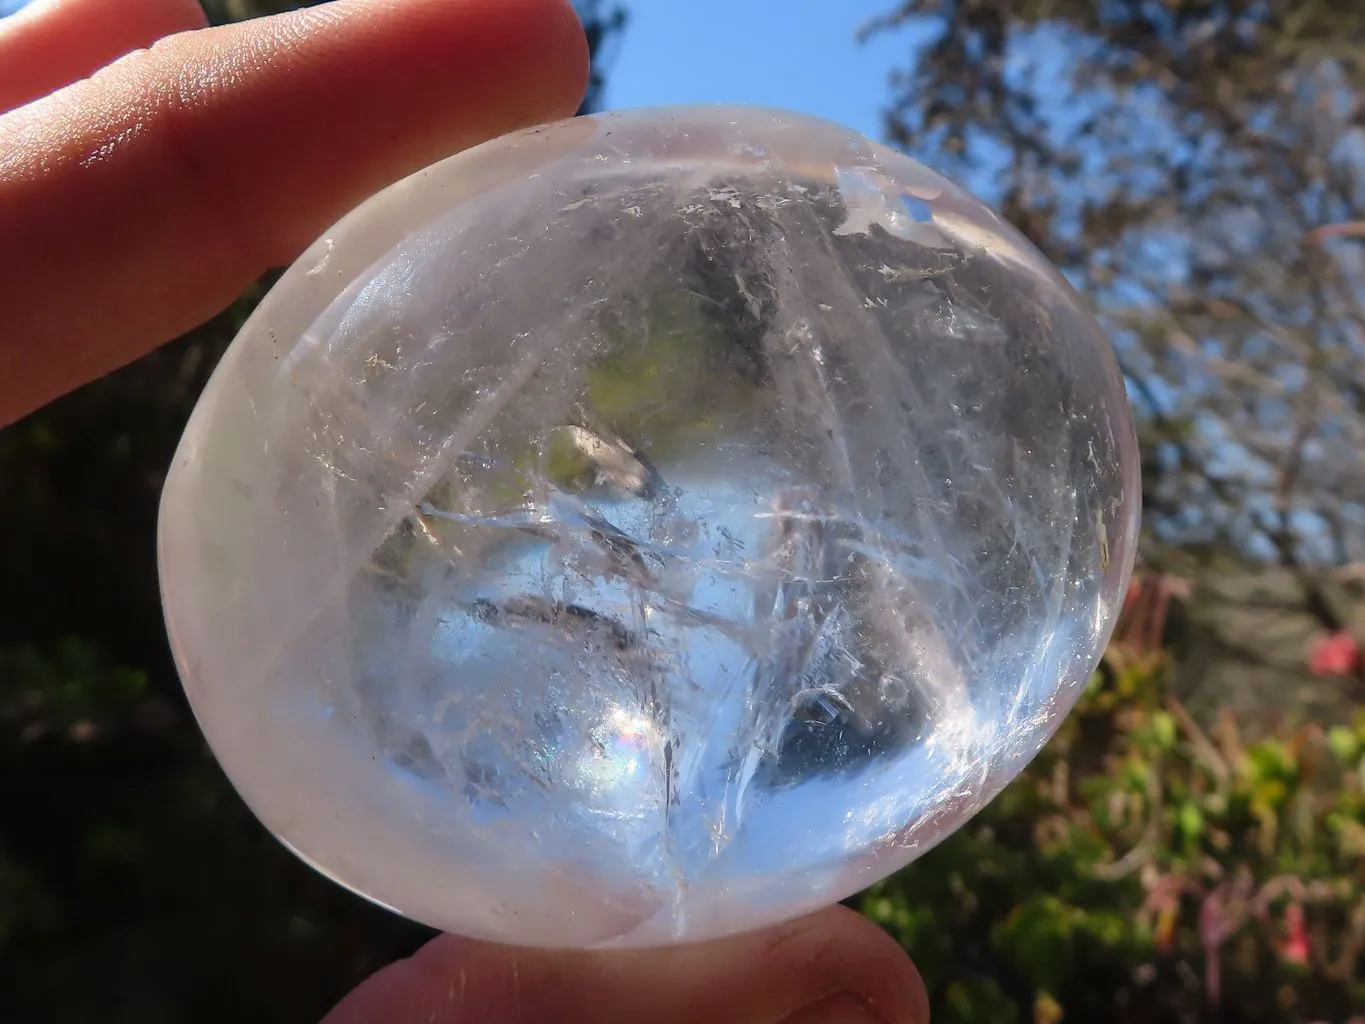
[[802, 905, 932, 1024], [323, 907, 930, 1024], [745, 906, 931, 1024]]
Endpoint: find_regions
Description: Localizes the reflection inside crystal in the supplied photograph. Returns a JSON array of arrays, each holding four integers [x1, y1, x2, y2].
[[157, 105, 1139, 948], [350, 435, 1093, 895]]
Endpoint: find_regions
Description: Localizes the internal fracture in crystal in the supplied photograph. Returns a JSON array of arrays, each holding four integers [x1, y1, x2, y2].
[[158, 105, 1141, 949]]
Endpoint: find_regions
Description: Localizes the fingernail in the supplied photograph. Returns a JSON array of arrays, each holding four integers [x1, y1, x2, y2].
[[779, 994, 881, 1024]]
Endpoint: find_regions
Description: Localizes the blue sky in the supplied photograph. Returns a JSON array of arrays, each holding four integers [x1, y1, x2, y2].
[[0, 0, 31, 16], [603, 0, 906, 141]]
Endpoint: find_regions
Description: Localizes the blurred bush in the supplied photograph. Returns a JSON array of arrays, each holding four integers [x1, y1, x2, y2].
[[0, 628, 444, 1022], [854, 615, 1365, 1024]]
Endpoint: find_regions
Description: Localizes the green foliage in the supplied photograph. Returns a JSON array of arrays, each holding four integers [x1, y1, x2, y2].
[[855, 658, 1365, 1023], [0, 640, 430, 1024]]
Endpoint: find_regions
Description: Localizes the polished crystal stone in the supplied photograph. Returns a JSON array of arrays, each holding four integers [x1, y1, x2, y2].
[[158, 105, 1140, 949]]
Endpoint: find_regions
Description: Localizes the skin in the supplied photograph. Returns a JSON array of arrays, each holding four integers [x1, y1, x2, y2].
[[0, 1, 931, 1021]]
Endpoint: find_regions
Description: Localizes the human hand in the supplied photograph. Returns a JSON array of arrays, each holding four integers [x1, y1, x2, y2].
[[0, 0, 587, 425], [0, 1, 929, 1020]]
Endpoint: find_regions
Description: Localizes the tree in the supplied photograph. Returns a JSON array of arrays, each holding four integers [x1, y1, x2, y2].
[[864, 0, 1365, 705]]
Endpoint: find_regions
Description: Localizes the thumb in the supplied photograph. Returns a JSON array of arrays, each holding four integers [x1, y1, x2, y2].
[[322, 905, 929, 1024]]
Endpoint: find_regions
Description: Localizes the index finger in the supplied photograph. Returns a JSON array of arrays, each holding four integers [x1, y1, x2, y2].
[[0, 0, 208, 112], [0, 0, 590, 425]]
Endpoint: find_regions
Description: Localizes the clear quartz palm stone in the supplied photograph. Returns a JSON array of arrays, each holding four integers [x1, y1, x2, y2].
[[158, 105, 1139, 949]]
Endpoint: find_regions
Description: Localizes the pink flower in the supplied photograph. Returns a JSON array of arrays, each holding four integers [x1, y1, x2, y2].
[[1276, 903, 1311, 965], [1307, 630, 1359, 677]]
